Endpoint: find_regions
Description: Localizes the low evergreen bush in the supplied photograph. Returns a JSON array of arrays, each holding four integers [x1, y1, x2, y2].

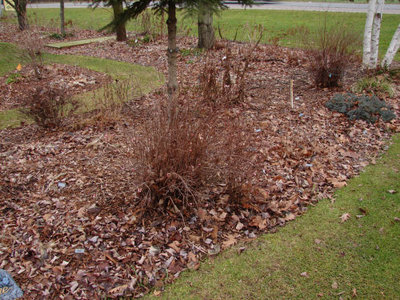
[[326, 93, 396, 123]]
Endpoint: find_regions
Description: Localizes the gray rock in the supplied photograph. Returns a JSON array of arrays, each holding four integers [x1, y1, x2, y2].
[[0, 269, 23, 300]]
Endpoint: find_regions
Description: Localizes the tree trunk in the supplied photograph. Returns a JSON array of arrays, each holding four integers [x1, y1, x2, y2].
[[197, 3, 215, 49], [16, 0, 28, 31], [112, 0, 127, 41], [60, 0, 65, 36], [167, 1, 178, 105], [370, 0, 384, 68], [381, 24, 400, 68], [363, 0, 377, 68]]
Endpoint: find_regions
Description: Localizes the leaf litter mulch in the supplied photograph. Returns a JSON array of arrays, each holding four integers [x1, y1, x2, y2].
[[1, 25, 400, 299]]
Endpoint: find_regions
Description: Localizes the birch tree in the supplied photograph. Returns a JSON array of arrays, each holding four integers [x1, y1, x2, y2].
[[381, 24, 400, 68], [370, 0, 384, 68], [363, 0, 377, 68]]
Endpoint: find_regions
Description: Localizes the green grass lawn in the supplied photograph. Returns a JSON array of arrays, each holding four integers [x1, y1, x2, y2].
[[152, 133, 400, 299], [2, 8, 398, 60], [0, 42, 162, 129]]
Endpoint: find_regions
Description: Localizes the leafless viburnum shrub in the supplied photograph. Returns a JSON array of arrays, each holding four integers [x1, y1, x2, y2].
[[200, 26, 263, 106], [88, 79, 133, 125], [300, 22, 361, 88], [19, 30, 45, 80], [20, 87, 79, 129], [129, 98, 253, 219]]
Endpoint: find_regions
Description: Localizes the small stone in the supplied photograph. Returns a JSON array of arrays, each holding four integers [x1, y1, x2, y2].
[[0, 269, 24, 299], [236, 222, 244, 231], [204, 238, 213, 244], [300, 271, 309, 277]]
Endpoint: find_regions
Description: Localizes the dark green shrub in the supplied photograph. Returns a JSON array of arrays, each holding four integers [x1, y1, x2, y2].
[[326, 93, 396, 123]]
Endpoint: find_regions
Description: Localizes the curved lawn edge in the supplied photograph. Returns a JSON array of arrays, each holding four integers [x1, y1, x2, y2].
[[0, 42, 163, 129], [150, 134, 400, 299]]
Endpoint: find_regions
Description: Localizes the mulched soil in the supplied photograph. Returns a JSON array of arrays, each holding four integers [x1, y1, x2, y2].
[[0, 24, 399, 299]]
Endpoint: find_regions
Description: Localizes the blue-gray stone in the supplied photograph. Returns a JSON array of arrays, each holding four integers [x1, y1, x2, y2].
[[0, 270, 23, 300]]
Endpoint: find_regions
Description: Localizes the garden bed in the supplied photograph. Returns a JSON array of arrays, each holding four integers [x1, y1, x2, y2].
[[0, 24, 399, 298], [0, 63, 110, 111]]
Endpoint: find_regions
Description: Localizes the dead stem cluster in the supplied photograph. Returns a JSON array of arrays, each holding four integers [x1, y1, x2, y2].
[[129, 98, 252, 218], [301, 23, 360, 88], [20, 87, 78, 129], [19, 29, 44, 80], [200, 42, 260, 105]]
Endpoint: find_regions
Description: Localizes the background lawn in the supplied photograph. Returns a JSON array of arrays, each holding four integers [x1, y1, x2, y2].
[[2, 8, 397, 60], [0, 42, 163, 129], [150, 133, 400, 299]]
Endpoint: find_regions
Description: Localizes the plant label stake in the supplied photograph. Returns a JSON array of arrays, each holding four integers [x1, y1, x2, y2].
[[290, 79, 294, 109]]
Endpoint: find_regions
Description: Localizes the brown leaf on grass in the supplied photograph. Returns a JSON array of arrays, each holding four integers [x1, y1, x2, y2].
[[387, 189, 397, 194], [340, 213, 351, 223], [359, 208, 368, 215], [352, 288, 357, 297], [332, 281, 338, 289], [329, 178, 347, 188]]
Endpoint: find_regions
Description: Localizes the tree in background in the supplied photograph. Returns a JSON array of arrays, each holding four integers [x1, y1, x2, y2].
[[196, 0, 252, 49], [381, 24, 400, 68], [363, 0, 399, 69], [110, 0, 252, 102], [197, 1, 215, 49], [92, 0, 127, 41], [5, 0, 28, 30], [60, 0, 66, 36]]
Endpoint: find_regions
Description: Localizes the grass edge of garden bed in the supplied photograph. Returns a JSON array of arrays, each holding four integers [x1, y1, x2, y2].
[[0, 42, 163, 129], [149, 133, 400, 299]]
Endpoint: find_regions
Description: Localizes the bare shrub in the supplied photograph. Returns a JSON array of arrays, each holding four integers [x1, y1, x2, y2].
[[88, 79, 133, 125], [20, 87, 79, 129], [200, 39, 261, 105], [301, 22, 361, 88], [129, 99, 252, 218], [137, 10, 167, 39], [19, 30, 44, 80]]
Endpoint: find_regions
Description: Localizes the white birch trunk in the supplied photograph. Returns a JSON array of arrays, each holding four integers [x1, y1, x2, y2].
[[363, 0, 377, 68], [370, 0, 384, 68], [381, 24, 400, 68]]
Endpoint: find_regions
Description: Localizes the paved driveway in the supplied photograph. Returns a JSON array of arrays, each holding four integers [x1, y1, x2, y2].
[[27, 1, 400, 14]]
